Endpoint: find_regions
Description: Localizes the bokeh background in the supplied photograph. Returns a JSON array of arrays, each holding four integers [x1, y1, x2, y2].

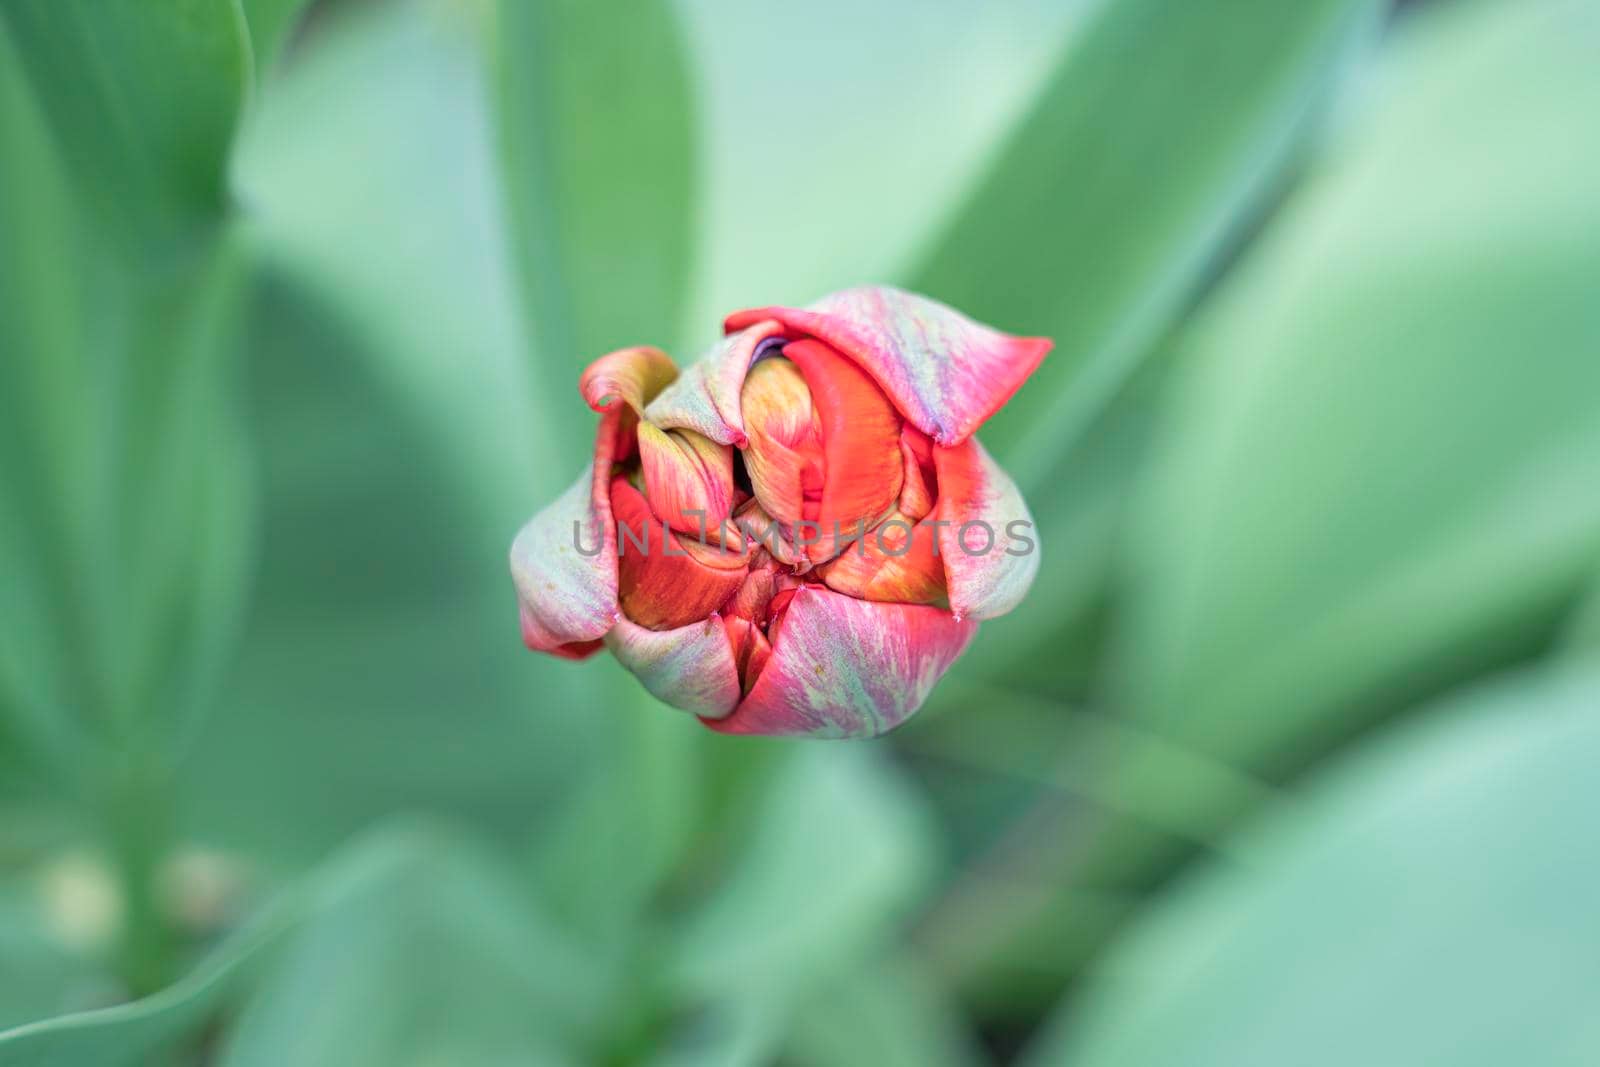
[[2, 0, 1598, 1063]]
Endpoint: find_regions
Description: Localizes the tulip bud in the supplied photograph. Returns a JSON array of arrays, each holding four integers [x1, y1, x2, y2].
[[511, 286, 1050, 737]]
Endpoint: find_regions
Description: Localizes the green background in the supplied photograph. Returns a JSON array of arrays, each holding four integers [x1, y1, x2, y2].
[[2, 0, 1598, 1062]]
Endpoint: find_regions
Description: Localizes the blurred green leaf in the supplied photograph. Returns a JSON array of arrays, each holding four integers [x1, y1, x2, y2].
[[1562, 571, 1600, 657], [677, 0, 1076, 337], [492, 0, 696, 418], [209, 0, 701, 872], [0, 887, 112, 1031], [526, 707, 702, 945], [235, 0, 554, 505], [1025, 663, 1600, 1067], [670, 748, 937, 997], [0, 876, 297, 1066], [652, 749, 939, 1066], [0, 23, 255, 776], [913, 0, 1384, 483], [239, 0, 309, 74], [928, 353, 1168, 694], [0, 0, 249, 240], [905, 686, 1269, 1016], [176, 279, 623, 865], [784, 954, 986, 1067], [218, 822, 595, 1067], [1119, 0, 1600, 776], [207, 0, 662, 862]]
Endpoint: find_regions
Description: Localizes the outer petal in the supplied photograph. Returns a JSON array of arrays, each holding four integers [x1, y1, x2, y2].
[[725, 285, 1050, 446], [510, 425, 622, 652], [605, 614, 741, 718], [645, 321, 788, 446], [705, 586, 977, 738], [512, 346, 680, 653], [934, 436, 1040, 620]]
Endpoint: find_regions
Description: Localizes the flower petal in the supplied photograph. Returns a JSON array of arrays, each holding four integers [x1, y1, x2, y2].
[[722, 615, 774, 696], [898, 426, 936, 520], [816, 512, 946, 605], [645, 320, 788, 446], [580, 345, 680, 415], [605, 614, 741, 718], [510, 404, 627, 650], [733, 497, 805, 568], [612, 476, 749, 630], [783, 339, 903, 562], [933, 436, 1039, 620], [638, 423, 736, 536], [705, 586, 977, 738], [738, 355, 825, 527], [725, 285, 1051, 446]]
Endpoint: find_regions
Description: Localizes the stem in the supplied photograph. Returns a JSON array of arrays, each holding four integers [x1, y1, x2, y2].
[[101, 754, 179, 997]]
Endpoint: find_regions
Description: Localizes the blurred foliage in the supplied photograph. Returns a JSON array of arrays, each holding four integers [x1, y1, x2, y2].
[[2, 0, 1598, 1063]]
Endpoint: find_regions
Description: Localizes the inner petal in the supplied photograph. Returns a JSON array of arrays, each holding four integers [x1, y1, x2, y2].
[[611, 476, 748, 631], [781, 339, 903, 562], [638, 423, 736, 538], [816, 510, 946, 605], [739, 356, 825, 526]]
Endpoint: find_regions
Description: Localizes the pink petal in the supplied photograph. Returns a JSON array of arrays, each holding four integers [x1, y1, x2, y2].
[[645, 321, 788, 446], [933, 436, 1039, 620], [706, 586, 977, 738], [725, 286, 1050, 446], [605, 613, 742, 718]]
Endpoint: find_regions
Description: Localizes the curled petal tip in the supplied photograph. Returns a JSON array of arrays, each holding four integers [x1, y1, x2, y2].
[[580, 346, 680, 414]]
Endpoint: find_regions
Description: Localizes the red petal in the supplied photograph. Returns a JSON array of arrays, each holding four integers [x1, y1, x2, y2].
[[722, 616, 774, 696], [612, 477, 749, 631], [547, 637, 605, 661], [897, 425, 937, 521], [782, 339, 903, 562], [816, 512, 946, 605], [725, 566, 779, 624]]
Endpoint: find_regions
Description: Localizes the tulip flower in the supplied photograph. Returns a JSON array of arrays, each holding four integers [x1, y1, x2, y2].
[[510, 286, 1049, 738]]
